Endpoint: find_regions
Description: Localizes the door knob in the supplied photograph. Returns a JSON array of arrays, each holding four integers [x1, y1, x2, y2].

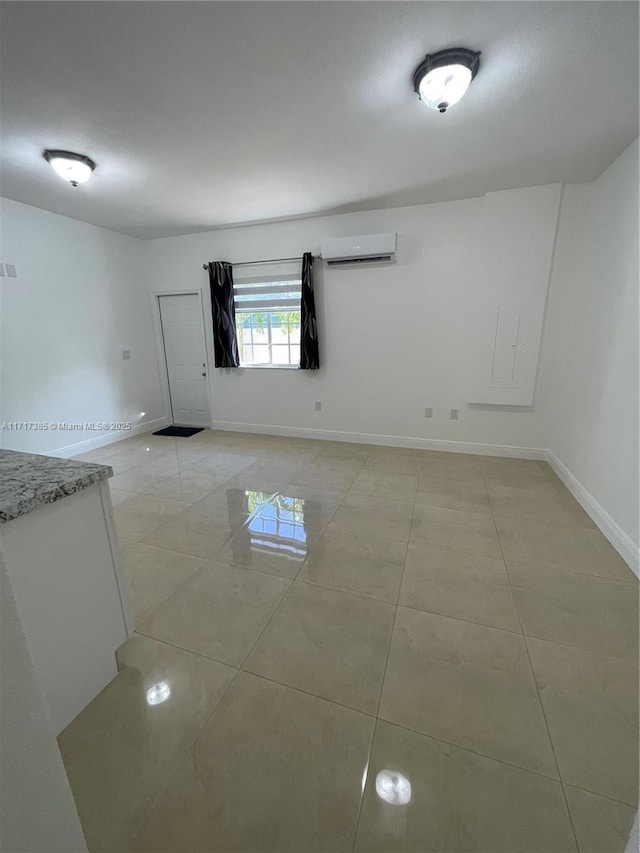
[[202, 372, 207, 377]]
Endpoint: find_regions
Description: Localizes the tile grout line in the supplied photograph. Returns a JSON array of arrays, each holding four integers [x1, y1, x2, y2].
[[132, 484, 349, 651], [130, 494, 632, 591], [250, 473, 407, 853], [350, 717, 379, 853], [128, 633, 598, 797], [130, 561, 205, 632], [130, 660, 242, 849], [223, 485, 350, 682], [558, 780, 640, 810], [484, 473, 632, 583], [234, 668, 380, 721], [127, 522, 248, 630], [372, 498, 414, 722], [249, 662, 620, 798], [136, 457, 596, 783], [503, 554, 638, 586], [500, 627, 638, 664], [375, 714, 581, 788], [109, 438, 632, 849], [350, 503, 413, 851], [133, 488, 296, 603], [120, 637, 245, 849], [124, 470, 325, 835], [481, 462, 582, 853], [293, 570, 406, 607]]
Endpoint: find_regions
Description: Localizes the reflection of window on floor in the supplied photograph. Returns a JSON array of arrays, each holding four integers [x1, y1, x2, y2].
[[248, 495, 307, 558], [245, 491, 274, 515], [234, 277, 302, 368]]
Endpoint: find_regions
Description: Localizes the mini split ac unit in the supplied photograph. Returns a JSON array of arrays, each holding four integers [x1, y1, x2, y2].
[[320, 233, 397, 267]]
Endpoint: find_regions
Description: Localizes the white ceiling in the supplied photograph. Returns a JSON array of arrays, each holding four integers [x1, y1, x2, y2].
[[1, 1, 638, 239]]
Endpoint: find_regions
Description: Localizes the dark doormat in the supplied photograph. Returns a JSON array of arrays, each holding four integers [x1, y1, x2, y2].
[[153, 426, 204, 438]]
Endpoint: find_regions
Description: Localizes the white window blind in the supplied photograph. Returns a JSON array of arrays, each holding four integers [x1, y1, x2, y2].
[[233, 275, 302, 368]]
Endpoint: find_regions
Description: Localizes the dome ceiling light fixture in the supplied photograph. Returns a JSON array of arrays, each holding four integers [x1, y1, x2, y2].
[[43, 149, 96, 186], [412, 47, 481, 113]]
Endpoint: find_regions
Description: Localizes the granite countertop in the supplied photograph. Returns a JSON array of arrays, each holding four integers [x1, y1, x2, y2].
[[0, 450, 113, 523]]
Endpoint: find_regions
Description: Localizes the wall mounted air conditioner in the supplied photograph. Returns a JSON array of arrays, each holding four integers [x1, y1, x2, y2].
[[321, 233, 397, 267]]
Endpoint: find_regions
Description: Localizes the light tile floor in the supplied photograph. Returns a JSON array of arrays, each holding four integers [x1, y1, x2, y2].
[[59, 430, 639, 852]]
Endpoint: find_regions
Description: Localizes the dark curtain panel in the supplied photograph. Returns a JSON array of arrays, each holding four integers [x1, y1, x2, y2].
[[299, 252, 319, 369], [207, 261, 240, 368]]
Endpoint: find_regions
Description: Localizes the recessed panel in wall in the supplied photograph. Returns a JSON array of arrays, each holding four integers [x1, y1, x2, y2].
[[468, 183, 562, 406], [491, 303, 521, 383]]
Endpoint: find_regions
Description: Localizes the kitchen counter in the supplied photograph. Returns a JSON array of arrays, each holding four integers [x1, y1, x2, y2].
[[0, 449, 112, 522], [1, 448, 130, 733]]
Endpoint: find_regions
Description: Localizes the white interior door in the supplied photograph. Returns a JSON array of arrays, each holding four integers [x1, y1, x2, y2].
[[159, 294, 210, 427]]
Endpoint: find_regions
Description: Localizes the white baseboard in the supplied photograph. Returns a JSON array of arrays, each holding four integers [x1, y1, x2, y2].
[[211, 420, 638, 574], [625, 809, 639, 853], [44, 412, 637, 573], [211, 419, 547, 459], [546, 450, 639, 577], [49, 417, 170, 458]]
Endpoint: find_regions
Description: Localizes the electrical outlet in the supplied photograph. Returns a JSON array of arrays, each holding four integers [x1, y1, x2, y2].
[[315, 401, 322, 411], [6, 264, 16, 278], [121, 349, 131, 361], [424, 407, 432, 418], [450, 408, 459, 420]]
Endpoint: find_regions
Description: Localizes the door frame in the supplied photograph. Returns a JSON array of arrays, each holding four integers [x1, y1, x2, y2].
[[150, 288, 214, 428]]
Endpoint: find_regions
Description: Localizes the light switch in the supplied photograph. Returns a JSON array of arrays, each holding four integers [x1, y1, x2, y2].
[[121, 349, 131, 360], [6, 264, 16, 278], [0, 264, 5, 277]]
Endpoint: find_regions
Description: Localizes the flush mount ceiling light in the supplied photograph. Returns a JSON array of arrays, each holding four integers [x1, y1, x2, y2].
[[413, 48, 481, 113], [43, 149, 96, 186]]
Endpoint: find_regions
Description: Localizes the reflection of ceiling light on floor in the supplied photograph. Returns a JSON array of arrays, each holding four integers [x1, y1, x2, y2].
[[376, 769, 412, 805], [361, 761, 369, 794], [146, 681, 171, 706]]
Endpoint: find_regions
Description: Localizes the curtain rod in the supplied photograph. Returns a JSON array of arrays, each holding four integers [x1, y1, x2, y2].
[[202, 255, 318, 271]]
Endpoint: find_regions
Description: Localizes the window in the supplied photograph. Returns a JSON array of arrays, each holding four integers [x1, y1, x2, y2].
[[234, 276, 301, 368], [234, 277, 301, 368]]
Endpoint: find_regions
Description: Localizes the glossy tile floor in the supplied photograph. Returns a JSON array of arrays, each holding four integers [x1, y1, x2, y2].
[[60, 430, 639, 852]]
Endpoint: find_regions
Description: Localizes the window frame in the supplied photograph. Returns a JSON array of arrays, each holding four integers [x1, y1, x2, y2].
[[233, 274, 302, 370]]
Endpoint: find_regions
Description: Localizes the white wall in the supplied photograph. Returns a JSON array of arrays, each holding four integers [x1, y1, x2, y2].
[[537, 138, 639, 554], [468, 184, 561, 406], [143, 198, 550, 453], [0, 552, 87, 853], [0, 198, 164, 455], [1, 152, 636, 557]]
